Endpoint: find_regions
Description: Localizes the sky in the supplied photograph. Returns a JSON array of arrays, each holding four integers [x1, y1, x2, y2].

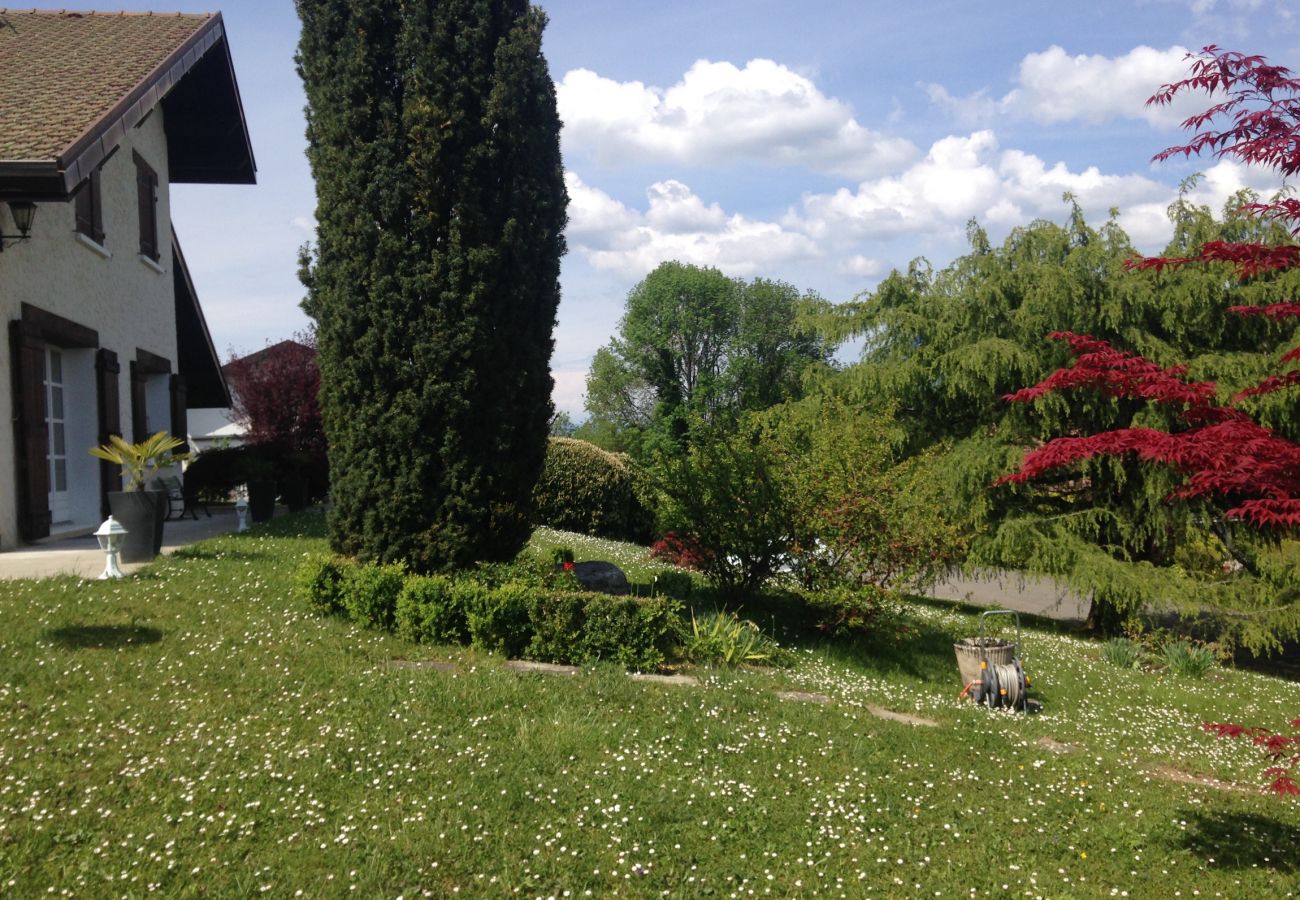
[[45, 0, 1300, 416]]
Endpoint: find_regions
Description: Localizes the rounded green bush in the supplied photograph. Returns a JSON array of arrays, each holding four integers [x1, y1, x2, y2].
[[532, 437, 655, 542], [341, 561, 406, 630], [395, 574, 464, 645], [295, 553, 354, 616]]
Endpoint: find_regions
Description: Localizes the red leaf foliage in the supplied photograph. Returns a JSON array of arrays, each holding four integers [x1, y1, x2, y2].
[[1002, 47, 1300, 530], [225, 337, 325, 455], [1147, 46, 1300, 178]]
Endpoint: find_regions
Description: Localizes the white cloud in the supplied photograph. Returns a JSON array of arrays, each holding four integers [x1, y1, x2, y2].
[[565, 172, 821, 277], [1117, 158, 1287, 248], [558, 59, 918, 179], [926, 45, 1202, 128], [789, 131, 1171, 244]]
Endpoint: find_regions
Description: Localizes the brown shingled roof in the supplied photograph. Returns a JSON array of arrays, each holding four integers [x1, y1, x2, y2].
[[0, 8, 254, 198], [0, 9, 212, 161]]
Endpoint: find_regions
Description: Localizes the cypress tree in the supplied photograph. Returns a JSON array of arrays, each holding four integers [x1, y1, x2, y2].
[[296, 0, 567, 571]]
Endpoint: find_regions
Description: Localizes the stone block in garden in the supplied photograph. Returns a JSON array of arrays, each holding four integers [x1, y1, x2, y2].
[[572, 561, 629, 595]]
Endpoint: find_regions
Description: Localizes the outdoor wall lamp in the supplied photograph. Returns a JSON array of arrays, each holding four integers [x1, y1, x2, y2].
[[94, 515, 127, 579], [0, 201, 36, 250]]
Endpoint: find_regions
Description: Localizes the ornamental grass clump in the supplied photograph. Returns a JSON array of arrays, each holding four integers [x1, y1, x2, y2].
[[1100, 636, 1148, 670], [682, 610, 787, 668], [1161, 639, 1217, 679]]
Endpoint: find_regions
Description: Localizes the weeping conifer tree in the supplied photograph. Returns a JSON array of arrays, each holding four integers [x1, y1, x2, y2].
[[296, 0, 567, 571]]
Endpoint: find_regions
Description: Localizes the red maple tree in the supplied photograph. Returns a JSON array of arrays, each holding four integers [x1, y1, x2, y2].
[[225, 335, 325, 457], [1001, 46, 1300, 795], [1002, 47, 1300, 527]]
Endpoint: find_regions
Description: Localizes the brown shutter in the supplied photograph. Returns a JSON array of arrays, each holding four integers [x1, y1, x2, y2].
[[75, 175, 93, 238], [9, 321, 51, 540], [169, 374, 188, 454], [96, 349, 121, 512], [74, 169, 105, 244], [130, 360, 148, 442], [135, 154, 159, 261]]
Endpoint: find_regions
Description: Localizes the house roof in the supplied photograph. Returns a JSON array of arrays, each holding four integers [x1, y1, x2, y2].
[[223, 339, 315, 375], [0, 8, 256, 199], [172, 234, 232, 408]]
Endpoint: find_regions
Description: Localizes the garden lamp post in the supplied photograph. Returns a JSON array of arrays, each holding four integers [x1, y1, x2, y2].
[[94, 515, 127, 579], [235, 494, 249, 532]]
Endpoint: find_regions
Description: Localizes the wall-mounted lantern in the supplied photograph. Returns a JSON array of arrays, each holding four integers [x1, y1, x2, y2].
[[0, 201, 37, 251]]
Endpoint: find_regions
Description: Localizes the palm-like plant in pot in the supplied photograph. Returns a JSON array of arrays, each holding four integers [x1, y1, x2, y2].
[[90, 432, 189, 562]]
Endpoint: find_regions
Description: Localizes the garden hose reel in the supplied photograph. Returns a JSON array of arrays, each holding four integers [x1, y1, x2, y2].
[[956, 609, 1032, 712]]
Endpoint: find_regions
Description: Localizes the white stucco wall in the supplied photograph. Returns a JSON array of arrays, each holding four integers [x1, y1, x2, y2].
[[0, 112, 178, 547]]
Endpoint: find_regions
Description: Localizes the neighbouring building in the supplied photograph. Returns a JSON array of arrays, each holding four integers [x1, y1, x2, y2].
[[0, 9, 255, 548]]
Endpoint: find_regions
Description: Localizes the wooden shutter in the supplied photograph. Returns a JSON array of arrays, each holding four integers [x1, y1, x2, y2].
[[130, 360, 148, 442], [74, 169, 104, 244], [96, 349, 122, 512], [134, 152, 158, 261], [9, 321, 51, 540], [170, 374, 188, 454]]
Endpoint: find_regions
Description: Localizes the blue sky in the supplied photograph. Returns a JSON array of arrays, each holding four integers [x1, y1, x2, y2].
[[47, 1, 1297, 414]]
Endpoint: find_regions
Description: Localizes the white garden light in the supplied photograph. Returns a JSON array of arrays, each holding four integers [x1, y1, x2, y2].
[[94, 516, 127, 580], [235, 494, 249, 533]]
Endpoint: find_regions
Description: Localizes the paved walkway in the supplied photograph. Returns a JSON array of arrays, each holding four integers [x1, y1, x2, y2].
[[0, 508, 242, 580], [922, 569, 1091, 624]]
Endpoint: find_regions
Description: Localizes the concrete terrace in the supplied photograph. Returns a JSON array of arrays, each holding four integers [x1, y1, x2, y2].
[[0, 507, 242, 580]]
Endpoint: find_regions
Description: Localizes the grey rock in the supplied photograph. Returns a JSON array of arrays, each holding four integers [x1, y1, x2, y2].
[[571, 560, 629, 595]]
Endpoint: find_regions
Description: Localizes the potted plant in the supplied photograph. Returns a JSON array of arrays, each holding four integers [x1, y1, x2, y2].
[[240, 454, 277, 523], [89, 431, 189, 562]]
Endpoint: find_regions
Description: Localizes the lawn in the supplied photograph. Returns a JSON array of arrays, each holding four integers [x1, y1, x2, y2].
[[2, 512, 1298, 897]]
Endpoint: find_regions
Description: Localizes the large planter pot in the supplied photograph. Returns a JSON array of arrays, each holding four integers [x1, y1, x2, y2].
[[247, 479, 276, 523], [107, 490, 166, 562], [280, 473, 309, 513]]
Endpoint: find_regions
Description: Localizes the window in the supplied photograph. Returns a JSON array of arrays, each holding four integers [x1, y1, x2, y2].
[[133, 151, 159, 262], [74, 168, 104, 245]]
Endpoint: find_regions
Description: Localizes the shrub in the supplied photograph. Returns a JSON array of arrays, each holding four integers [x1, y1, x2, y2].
[[395, 574, 466, 645], [467, 580, 536, 657], [532, 438, 655, 542], [295, 553, 353, 616], [802, 585, 898, 639], [654, 422, 794, 599], [341, 561, 406, 630], [681, 610, 786, 667], [527, 592, 682, 671], [1162, 639, 1217, 679], [651, 570, 694, 600], [576, 594, 681, 670], [648, 531, 710, 571], [1100, 637, 1147, 669]]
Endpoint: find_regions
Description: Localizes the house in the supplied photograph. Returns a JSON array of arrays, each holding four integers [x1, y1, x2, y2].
[[0, 9, 255, 548]]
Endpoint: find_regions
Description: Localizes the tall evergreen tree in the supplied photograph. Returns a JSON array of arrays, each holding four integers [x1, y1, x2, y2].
[[296, 0, 567, 571]]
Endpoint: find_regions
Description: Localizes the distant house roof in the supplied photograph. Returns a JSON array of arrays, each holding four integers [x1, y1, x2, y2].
[[223, 339, 315, 375], [0, 8, 256, 199]]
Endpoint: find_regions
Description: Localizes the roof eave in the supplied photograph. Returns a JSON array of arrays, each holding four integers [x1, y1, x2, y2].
[[0, 12, 256, 200]]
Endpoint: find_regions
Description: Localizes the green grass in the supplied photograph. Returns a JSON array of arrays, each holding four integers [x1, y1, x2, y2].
[[2, 512, 1299, 896]]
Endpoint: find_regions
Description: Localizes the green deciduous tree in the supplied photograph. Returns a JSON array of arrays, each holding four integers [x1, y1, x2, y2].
[[297, 0, 566, 572], [585, 262, 831, 457]]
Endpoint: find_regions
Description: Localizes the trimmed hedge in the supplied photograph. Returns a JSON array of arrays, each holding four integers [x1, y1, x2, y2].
[[297, 555, 682, 671], [532, 437, 655, 542], [528, 592, 681, 671]]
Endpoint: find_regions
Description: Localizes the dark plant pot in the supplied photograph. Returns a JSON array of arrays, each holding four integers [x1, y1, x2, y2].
[[280, 474, 309, 512], [247, 479, 276, 522], [107, 490, 166, 563]]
